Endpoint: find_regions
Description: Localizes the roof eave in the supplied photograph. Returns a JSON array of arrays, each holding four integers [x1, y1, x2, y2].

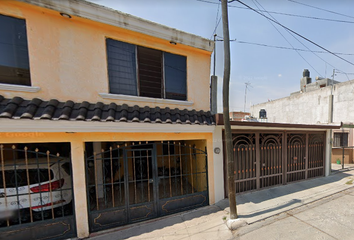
[[215, 114, 342, 130], [15, 0, 214, 52]]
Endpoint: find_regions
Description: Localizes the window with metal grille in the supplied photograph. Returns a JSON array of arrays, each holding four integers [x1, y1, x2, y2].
[[106, 38, 187, 100], [0, 14, 31, 86], [333, 132, 348, 147]]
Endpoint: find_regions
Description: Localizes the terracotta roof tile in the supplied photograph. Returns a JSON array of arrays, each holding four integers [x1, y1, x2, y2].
[[0, 96, 215, 125]]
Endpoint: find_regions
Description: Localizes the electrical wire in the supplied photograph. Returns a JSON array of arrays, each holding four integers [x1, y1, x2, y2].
[[253, 0, 345, 77], [210, 2, 221, 39], [253, 1, 352, 80], [196, 0, 354, 24], [235, 0, 354, 66], [251, 0, 322, 77], [235, 40, 354, 56], [288, 0, 354, 20]]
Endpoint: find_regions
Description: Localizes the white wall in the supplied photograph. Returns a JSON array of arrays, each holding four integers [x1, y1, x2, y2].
[[251, 79, 354, 124], [213, 126, 225, 203]]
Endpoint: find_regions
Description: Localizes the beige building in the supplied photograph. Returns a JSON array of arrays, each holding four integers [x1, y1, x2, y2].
[[0, 1, 219, 239]]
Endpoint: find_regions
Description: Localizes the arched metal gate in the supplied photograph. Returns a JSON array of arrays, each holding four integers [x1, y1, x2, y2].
[[229, 131, 326, 194], [85, 142, 208, 233]]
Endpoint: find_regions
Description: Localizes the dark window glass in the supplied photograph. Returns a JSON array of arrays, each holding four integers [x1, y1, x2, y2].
[[106, 39, 187, 100], [164, 52, 187, 100], [106, 38, 137, 95], [0, 14, 31, 86], [0, 169, 53, 188], [333, 133, 348, 147]]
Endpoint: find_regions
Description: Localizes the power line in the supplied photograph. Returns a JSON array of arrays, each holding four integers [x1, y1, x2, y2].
[[251, 0, 322, 77], [253, 0, 345, 76], [210, 2, 221, 39], [251, 1, 352, 77], [196, 0, 354, 24], [235, 0, 354, 66], [235, 40, 354, 56], [288, 0, 354, 20]]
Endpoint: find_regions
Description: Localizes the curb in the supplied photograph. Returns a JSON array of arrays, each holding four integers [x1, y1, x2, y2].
[[225, 218, 248, 230]]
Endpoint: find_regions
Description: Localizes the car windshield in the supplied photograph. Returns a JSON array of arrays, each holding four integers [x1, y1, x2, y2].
[[0, 169, 54, 188]]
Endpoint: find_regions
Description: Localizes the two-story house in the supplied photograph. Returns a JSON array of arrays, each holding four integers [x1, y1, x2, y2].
[[0, 1, 217, 239]]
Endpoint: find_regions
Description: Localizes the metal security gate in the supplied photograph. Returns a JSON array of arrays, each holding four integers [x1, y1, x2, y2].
[[86, 142, 208, 233], [227, 131, 326, 194], [287, 133, 306, 182], [260, 133, 283, 188], [308, 134, 325, 178], [233, 134, 257, 193], [0, 145, 76, 240]]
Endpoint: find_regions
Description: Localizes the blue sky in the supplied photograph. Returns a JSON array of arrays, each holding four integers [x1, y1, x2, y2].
[[88, 0, 354, 113]]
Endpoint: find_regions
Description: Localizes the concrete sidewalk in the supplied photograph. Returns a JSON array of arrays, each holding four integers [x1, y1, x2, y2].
[[88, 170, 354, 240]]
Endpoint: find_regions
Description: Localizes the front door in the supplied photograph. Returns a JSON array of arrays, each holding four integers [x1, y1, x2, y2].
[[125, 145, 157, 223], [86, 143, 158, 232]]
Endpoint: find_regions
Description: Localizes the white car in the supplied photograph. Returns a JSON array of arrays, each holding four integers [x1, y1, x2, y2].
[[0, 158, 72, 221]]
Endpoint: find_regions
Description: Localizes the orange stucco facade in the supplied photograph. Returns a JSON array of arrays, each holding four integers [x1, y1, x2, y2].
[[0, 131, 215, 238], [0, 0, 212, 110], [0, 1, 215, 238]]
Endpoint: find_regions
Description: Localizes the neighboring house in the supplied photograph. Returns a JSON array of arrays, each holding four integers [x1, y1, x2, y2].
[[229, 111, 250, 121], [251, 69, 354, 165], [0, 1, 217, 239], [213, 114, 340, 197]]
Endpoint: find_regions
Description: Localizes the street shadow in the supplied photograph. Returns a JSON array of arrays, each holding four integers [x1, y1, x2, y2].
[[234, 171, 353, 205], [89, 205, 223, 240], [237, 198, 301, 218]]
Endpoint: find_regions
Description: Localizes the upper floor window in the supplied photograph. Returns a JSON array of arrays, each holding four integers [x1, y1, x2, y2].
[[333, 132, 348, 147], [0, 14, 31, 86], [106, 38, 187, 101]]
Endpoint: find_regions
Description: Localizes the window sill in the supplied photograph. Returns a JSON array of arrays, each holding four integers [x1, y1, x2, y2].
[[0, 83, 40, 93], [99, 93, 194, 106]]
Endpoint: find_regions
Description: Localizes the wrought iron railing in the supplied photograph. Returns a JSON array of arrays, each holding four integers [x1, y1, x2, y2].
[[0, 145, 73, 228]]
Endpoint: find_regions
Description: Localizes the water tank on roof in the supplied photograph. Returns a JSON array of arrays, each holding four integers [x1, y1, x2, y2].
[[303, 69, 310, 77], [259, 109, 267, 119]]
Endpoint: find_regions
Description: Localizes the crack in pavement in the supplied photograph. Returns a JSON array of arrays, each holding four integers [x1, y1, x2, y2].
[[286, 212, 338, 240]]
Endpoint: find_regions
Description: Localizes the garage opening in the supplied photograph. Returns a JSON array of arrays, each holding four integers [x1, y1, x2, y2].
[[0, 142, 76, 240], [85, 140, 208, 233], [224, 131, 326, 195]]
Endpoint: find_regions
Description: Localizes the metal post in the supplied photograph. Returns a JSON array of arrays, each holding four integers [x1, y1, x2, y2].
[[342, 127, 345, 169], [255, 133, 260, 189], [213, 34, 217, 76]]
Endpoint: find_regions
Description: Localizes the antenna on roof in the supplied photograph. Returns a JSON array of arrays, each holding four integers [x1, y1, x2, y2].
[[244, 81, 252, 112]]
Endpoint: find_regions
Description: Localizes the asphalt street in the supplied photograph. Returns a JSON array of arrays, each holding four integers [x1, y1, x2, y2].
[[88, 170, 354, 240], [234, 187, 354, 240]]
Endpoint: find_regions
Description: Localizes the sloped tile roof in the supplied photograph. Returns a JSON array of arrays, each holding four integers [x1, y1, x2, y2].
[[0, 96, 215, 125]]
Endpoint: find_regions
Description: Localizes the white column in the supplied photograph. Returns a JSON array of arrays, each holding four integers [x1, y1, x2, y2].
[[213, 126, 225, 203], [325, 129, 332, 176]]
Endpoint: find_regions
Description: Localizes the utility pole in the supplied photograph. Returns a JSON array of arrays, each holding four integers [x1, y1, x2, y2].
[[244, 82, 252, 112], [221, 0, 237, 219], [328, 69, 335, 173], [210, 34, 218, 114], [213, 34, 217, 76]]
